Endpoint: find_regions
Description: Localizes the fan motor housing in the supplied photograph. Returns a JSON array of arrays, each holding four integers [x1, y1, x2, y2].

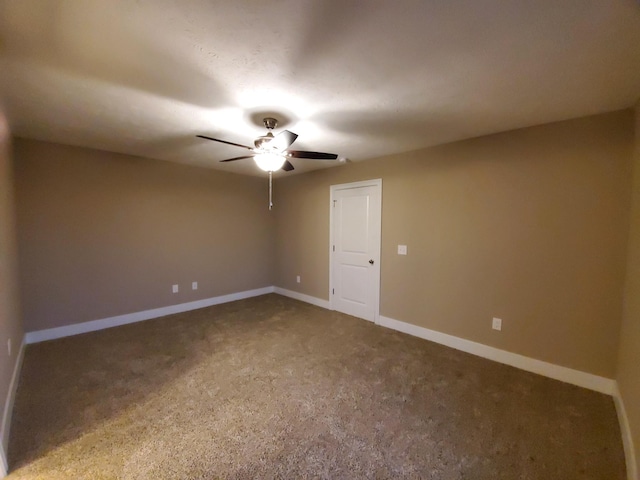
[[254, 132, 275, 149]]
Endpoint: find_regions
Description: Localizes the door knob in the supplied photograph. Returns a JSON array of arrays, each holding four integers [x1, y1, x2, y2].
[[369, 259, 374, 265]]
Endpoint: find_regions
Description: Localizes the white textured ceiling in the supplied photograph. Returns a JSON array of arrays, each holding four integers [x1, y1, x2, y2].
[[1, 0, 639, 177]]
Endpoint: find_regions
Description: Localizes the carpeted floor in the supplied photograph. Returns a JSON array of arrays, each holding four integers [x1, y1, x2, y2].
[[8, 294, 625, 479]]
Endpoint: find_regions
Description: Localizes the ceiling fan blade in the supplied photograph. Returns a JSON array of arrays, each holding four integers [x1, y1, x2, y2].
[[268, 130, 298, 152], [281, 160, 295, 172], [219, 155, 254, 163], [287, 150, 338, 160], [196, 135, 254, 151]]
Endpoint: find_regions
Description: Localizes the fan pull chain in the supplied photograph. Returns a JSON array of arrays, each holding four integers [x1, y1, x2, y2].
[[268, 170, 273, 210]]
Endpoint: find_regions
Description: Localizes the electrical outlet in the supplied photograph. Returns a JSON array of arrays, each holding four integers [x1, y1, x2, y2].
[[172, 284, 179, 293], [398, 245, 408, 255], [7, 338, 11, 356], [192, 281, 198, 290], [492, 317, 502, 331], [296, 275, 301, 283]]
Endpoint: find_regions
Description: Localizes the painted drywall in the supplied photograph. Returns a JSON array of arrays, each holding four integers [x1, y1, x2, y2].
[[275, 110, 634, 378], [0, 111, 23, 462], [617, 102, 640, 472], [14, 139, 275, 332]]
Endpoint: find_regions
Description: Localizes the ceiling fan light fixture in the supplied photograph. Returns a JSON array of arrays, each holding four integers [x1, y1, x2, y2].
[[254, 152, 285, 172]]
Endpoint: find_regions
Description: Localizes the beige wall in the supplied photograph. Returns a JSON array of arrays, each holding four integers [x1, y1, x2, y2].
[[275, 110, 634, 378], [617, 103, 640, 472], [14, 139, 275, 332], [0, 111, 23, 456]]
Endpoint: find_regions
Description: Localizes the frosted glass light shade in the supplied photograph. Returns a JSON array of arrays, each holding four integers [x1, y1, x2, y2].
[[254, 152, 285, 172]]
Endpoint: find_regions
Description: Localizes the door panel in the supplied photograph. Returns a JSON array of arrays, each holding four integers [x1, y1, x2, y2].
[[339, 264, 368, 304], [330, 180, 382, 322], [340, 196, 369, 252]]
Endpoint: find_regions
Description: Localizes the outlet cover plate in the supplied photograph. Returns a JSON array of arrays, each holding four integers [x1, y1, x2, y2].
[[492, 317, 502, 331]]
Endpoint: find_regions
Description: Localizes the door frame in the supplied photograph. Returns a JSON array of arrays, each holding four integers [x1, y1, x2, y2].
[[329, 178, 382, 324]]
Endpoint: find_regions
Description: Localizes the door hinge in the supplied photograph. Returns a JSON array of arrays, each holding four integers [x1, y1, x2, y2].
[[332, 288, 335, 295], [333, 200, 337, 207], [332, 245, 335, 252]]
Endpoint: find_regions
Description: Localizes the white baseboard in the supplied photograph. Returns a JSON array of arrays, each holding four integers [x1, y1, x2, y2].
[[613, 382, 638, 480], [274, 287, 330, 309], [378, 315, 615, 395], [25, 286, 275, 344], [1, 336, 25, 478]]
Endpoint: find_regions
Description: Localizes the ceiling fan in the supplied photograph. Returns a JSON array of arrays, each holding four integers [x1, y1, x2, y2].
[[197, 117, 338, 209], [197, 117, 338, 172]]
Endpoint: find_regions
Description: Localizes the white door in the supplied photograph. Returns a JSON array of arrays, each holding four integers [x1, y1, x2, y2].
[[330, 179, 382, 322]]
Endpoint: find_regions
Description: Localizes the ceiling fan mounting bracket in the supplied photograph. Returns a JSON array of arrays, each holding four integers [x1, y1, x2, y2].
[[263, 117, 278, 130]]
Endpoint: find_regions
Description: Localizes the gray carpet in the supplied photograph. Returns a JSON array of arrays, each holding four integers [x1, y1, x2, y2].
[[8, 294, 625, 479]]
